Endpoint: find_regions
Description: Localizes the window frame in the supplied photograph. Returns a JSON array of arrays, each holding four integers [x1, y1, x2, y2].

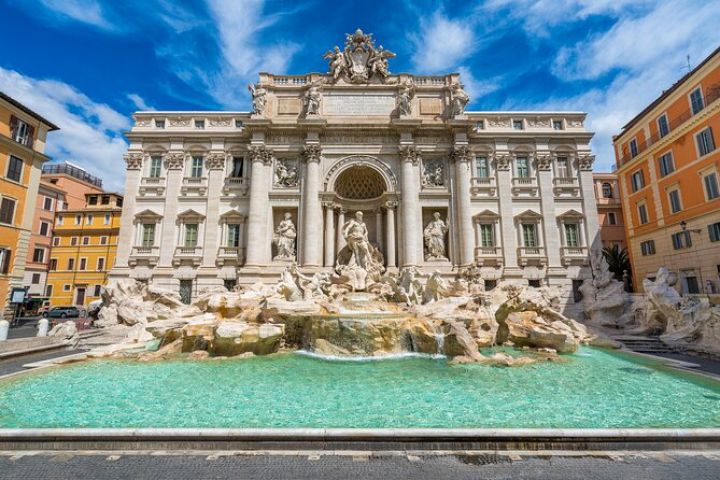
[[637, 202, 649, 225], [667, 187, 682, 214], [658, 151, 674, 177], [690, 86, 705, 115], [629, 137, 639, 158], [703, 171, 720, 200], [0, 197, 16, 225], [6, 155, 23, 182], [696, 127, 716, 157], [475, 156, 489, 178], [631, 170, 645, 192], [657, 113, 670, 138]]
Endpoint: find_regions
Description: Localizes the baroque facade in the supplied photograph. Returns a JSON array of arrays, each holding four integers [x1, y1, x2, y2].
[[110, 30, 599, 311]]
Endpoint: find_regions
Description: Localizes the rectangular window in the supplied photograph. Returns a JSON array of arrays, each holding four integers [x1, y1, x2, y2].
[[70, 237, 78, 246], [658, 152, 674, 176], [57, 215, 63, 225], [709, 222, 720, 242], [631, 170, 645, 192], [141, 224, 155, 247], [43, 196, 53, 211], [638, 203, 649, 225], [640, 240, 656, 256], [0, 248, 10, 274], [190, 156, 203, 178], [82, 236, 90, 245], [690, 87, 705, 114], [629, 138, 638, 158], [6, 155, 23, 182], [513, 120, 524, 130], [184, 224, 199, 247], [516, 157, 529, 178], [86, 215, 93, 225], [0, 197, 16, 224], [697, 127, 716, 157], [101, 195, 110, 205], [194, 119, 205, 129], [224, 279, 237, 291], [39, 221, 50, 236], [227, 224, 241, 247], [522, 223, 538, 247], [668, 189, 682, 213], [79, 258, 87, 270], [231, 157, 244, 177], [155, 119, 165, 129], [480, 224, 495, 247], [93, 285, 102, 297], [684, 275, 700, 295], [88, 196, 97, 205], [556, 156, 569, 178], [75, 215, 81, 225], [704, 173, 720, 200], [45, 284, 53, 297], [10, 115, 33, 146], [67, 258, 75, 270], [31, 273, 40, 284], [150, 156, 162, 178], [63, 284, 71, 292], [49, 258, 57, 270], [97, 257, 105, 270], [553, 120, 563, 130], [564, 223, 579, 247], [235, 119, 243, 128], [657, 114, 670, 138], [607, 212, 617, 225], [672, 231, 692, 250], [100, 236, 108, 245], [53, 237, 60, 246], [475, 120, 485, 130], [32, 248, 44, 263], [104, 213, 110, 225], [475, 156, 489, 178]]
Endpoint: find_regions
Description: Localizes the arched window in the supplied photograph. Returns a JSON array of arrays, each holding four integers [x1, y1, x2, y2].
[[602, 182, 613, 198]]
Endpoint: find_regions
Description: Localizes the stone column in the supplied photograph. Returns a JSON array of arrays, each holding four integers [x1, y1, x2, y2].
[[375, 208, 383, 250], [336, 209, 346, 253], [536, 154, 562, 268], [578, 155, 601, 252], [202, 152, 226, 266], [399, 145, 421, 267], [495, 154, 519, 269], [113, 152, 143, 270], [244, 145, 272, 267], [452, 146, 475, 266], [158, 152, 185, 267], [323, 202, 335, 267], [301, 144, 323, 267], [384, 201, 397, 268]]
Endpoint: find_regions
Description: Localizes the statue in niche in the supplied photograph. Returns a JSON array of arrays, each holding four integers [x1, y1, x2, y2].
[[423, 212, 449, 260], [343, 211, 373, 270], [274, 159, 298, 187], [248, 83, 267, 115], [450, 82, 470, 117], [422, 160, 444, 187], [396, 80, 414, 116], [272, 212, 296, 260], [304, 83, 322, 115], [335, 211, 385, 290]]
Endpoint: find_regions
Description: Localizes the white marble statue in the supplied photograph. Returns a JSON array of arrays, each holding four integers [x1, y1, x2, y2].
[[274, 159, 298, 187], [397, 80, 414, 116], [422, 160, 444, 187], [335, 211, 385, 290], [272, 213, 297, 260], [423, 212, 449, 260], [450, 83, 469, 116], [304, 83, 322, 115], [342, 211, 373, 270], [369, 45, 395, 80], [323, 46, 347, 81], [323, 29, 395, 84], [248, 83, 267, 115]]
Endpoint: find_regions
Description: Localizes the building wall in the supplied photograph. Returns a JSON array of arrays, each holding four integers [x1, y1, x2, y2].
[[592, 173, 627, 249], [46, 195, 122, 306], [614, 47, 720, 293]]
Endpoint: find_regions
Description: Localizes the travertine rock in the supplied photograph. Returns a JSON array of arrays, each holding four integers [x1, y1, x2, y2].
[[49, 321, 77, 339], [211, 322, 284, 356], [497, 311, 580, 353], [442, 321, 482, 359]]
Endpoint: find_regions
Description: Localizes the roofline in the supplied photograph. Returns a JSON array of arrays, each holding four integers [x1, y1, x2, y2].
[[466, 111, 586, 115], [618, 45, 720, 135], [0, 92, 60, 131], [134, 111, 251, 115]]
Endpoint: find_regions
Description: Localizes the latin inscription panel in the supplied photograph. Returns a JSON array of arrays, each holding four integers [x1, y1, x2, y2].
[[323, 94, 396, 115]]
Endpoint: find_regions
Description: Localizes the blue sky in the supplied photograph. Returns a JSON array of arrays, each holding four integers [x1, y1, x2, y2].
[[1, 0, 718, 191]]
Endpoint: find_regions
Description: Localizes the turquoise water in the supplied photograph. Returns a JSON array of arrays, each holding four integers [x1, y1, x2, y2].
[[0, 347, 719, 429]]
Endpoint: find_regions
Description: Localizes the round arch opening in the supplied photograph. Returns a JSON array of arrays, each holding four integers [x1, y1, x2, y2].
[[334, 165, 387, 200]]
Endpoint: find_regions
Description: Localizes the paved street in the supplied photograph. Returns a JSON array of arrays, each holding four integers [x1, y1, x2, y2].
[[0, 451, 719, 480]]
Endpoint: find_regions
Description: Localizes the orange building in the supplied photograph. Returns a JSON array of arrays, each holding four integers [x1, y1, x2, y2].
[[613, 46, 720, 294], [41, 162, 103, 209], [0, 92, 58, 319], [592, 173, 627, 250]]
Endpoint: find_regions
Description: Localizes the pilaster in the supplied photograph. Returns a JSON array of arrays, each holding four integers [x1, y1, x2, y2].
[[399, 144, 421, 267], [244, 144, 272, 267], [301, 143, 323, 267], [113, 152, 143, 271], [158, 152, 184, 267], [201, 152, 226, 267]]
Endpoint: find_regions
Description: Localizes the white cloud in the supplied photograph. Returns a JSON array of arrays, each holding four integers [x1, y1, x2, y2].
[[457, 66, 500, 105], [410, 12, 475, 73], [36, 0, 114, 30], [127, 93, 154, 111], [0, 67, 129, 191]]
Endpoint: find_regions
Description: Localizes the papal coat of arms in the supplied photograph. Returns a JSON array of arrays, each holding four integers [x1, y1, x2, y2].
[[323, 29, 396, 84]]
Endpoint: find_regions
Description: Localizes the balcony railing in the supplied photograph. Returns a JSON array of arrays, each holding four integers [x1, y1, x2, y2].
[[471, 176, 495, 186], [141, 176, 165, 184], [561, 246, 589, 266], [176, 246, 202, 255], [224, 177, 247, 186], [183, 176, 207, 185], [132, 246, 159, 256], [618, 86, 720, 166], [512, 176, 536, 185], [518, 246, 544, 256], [562, 246, 588, 256], [552, 177, 577, 186]]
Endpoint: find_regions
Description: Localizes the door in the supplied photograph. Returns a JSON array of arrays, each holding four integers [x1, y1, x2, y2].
[[179, 280, 192, 305], [75, 287, 86, 306]]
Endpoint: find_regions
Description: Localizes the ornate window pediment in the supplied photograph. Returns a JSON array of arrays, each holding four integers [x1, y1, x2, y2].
[[514, 209, 542, 221], [177, 209, 206, 222], [557, 209, 584, 220], [219, 209, 246, 223], [134, 209, 163, 222], [473, 209, 500, 221]]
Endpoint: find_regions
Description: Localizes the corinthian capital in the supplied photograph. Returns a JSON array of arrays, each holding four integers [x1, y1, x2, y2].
[[577, 154, 595, 171], [205, 152, 226, 170], [163, 152, 185, 170], [535, 154, 552, 171], [493, 154, 511, 171], [398, 145, 421, 165], [248, 145, 273, 165], [123, 152, 143, 170], [302, 144, 322, 163], [451, 145, 472, 163]]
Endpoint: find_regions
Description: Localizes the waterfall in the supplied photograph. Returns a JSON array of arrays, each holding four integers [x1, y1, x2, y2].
[[435, 324, 445, 356]]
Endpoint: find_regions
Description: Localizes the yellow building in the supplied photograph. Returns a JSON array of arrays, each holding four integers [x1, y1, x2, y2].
[[46, 192, 123, 306], [0, 92, 58, 318]]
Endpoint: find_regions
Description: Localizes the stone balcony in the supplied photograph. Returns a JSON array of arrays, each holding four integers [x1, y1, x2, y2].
[[139, 177, 166, 197], [222, 177, 249, 196], [181, 177, 208, 196], [511, 177, 538, 197], [474, 246, 504, 266], [517, 246, 547, 266], [561, 246, 589, 266], [470, 177, 497, 197], [216, 246, 246, 266], [552, 177, 580, 197], [128, 246, 159, 267], [173, 246, 203, 266]]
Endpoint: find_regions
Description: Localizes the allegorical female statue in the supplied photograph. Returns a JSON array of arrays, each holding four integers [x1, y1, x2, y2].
[[423, 212, 449, 260], [272, 212, 296, 260]]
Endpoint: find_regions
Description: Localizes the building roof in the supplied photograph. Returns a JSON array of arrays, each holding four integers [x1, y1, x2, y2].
[[617, 46, 720, 137], [41, 162, 103, 188], [0, 92, 60, 131]]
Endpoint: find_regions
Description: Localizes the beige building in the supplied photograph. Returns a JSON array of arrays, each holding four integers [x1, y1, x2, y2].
[[110, 30, 599, 313]]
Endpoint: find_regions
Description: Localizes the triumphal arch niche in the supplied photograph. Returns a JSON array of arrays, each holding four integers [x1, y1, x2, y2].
[[117, 27, 597, 310]]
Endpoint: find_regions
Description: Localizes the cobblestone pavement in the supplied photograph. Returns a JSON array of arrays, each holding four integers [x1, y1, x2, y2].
[[0, 451, 719, 480]]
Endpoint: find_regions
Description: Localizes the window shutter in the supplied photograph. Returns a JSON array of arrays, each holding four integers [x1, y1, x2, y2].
[[25, 124, 35, 147], [9, 116, 18, 139]]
